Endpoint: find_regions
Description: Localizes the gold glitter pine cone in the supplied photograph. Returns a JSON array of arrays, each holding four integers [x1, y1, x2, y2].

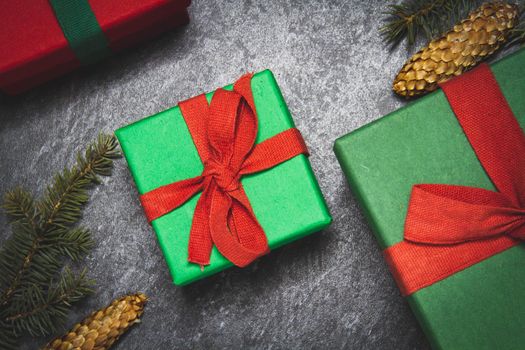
[[393, 1, 519, 97], [43, 293, 147, 350]]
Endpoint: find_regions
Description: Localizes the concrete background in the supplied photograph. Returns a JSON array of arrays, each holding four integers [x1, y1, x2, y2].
[[0, 1, 442, 348]]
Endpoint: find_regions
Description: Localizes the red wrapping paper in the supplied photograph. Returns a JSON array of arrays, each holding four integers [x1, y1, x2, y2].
[[0, 0, 191, 94]]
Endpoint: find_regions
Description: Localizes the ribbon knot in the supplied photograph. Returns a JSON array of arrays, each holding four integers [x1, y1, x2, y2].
[[139, 74, 309, 268], [202, 159, 240, 192]]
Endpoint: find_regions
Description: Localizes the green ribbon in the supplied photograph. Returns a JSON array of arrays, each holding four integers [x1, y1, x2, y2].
[[49, 0, 111, 64]]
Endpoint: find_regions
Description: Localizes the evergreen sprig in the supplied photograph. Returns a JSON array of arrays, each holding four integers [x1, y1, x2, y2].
[[381, 0, 485, 48], [510, 1, 525, 44], [382, 0, 525, 49], [0, 133, 120, 349]]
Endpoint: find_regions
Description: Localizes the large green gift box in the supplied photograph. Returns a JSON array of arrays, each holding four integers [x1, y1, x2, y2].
[[334, 49, 525, 350], [116, 70, 331, 286]]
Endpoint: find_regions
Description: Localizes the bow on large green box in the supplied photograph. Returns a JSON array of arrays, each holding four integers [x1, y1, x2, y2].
[[334, 49, 525, 349]]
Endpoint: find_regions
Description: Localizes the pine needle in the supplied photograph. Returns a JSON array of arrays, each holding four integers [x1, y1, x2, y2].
[[381, 0, 486, 48], [0, 133, 120, 348], [7, 268, 94, 337], [509, 1, 525, 45]]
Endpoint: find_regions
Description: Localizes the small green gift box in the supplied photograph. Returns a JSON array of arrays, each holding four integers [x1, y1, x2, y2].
[[116, 70, 331, 285]]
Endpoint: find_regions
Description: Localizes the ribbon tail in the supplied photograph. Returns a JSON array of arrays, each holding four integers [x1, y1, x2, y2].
[[187, 186, 214, 267], [209, 189, 269, 267], [229, 187, 270, 255]]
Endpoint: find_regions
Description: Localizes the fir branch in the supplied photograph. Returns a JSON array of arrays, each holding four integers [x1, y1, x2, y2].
[[0, 133, 120, 346], [381, 0, 484, 48], [0, 218, 41, 308], [0, 134, 119, 307], [6, 268, 94, 337], [39, 133, 121, 231], [509, 0, 525, 45], [0, 320, 17, 349], [44, 228, 95, 262], [0, 190, 41, 304], [2, 188, 38, 229]]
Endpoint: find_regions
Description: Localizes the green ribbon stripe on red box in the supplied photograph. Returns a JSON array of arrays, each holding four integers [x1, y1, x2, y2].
[[49, 0, 111, 64]]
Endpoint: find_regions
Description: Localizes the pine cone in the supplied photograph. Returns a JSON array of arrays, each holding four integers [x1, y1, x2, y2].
[[43, 293, 147, 350], [393, 2, 519, 97]]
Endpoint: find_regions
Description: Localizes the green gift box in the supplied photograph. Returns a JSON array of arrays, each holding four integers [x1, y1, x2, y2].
[[334, 48, 525, 350], [116, 70, 331, 286]]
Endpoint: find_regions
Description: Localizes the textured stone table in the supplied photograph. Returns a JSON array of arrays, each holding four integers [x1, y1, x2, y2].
[[0, 1, 434, 348]]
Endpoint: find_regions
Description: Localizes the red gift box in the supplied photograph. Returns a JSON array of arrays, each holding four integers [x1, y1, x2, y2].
[[0, 0, 191, 95]]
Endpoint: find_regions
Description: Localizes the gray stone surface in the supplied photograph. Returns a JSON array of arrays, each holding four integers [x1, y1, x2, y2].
[[0, 1, 433, 348]]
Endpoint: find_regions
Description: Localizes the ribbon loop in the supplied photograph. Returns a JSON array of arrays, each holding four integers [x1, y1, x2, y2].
[[207, 88, 258, 169], [140, 74, 309, 268], [405, 184, 525, 244]]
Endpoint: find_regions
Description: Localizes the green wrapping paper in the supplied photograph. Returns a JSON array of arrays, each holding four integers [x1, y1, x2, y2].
[[116, 70, 332, 286], [334, 49, 525, 350]]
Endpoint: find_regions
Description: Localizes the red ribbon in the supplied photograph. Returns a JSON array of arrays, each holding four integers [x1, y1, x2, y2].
[[139, 74, 309, 268], [384, 64, 525, 296]]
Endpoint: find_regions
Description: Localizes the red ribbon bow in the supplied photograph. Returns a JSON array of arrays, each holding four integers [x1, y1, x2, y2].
[[139, 74, 308, 267], [384, 64, 525, 296]]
